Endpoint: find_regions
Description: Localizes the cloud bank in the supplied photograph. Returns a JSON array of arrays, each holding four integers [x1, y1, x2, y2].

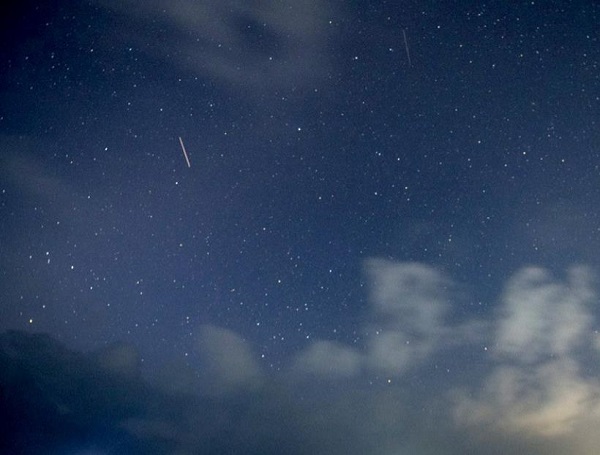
[[454, 265, 600, 441], [3, 259, 600, 454]]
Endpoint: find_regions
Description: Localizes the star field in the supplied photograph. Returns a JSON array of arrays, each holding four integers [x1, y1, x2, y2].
[[1, 1, 600, 454]]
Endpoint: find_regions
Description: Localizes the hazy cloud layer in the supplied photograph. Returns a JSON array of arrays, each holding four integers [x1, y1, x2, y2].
[[97, 0, 341, 93], [3, 259, 600, 454]]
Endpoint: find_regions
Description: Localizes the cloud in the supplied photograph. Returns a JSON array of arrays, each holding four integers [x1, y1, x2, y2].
[[364, 259, 452, 375], [0, 137, 70, 203], [290, 259, 600, 451], [193, 324, 264, 395], [0, 329, 424, 455], [97, 0, 342, 93], [453, 265, 600, 442], [495, 266, 595, 362], [290, 259, 487, 383], [289, 259, 455, 381], [290, 339, 362, 379], [93, 341, 142, 379], [455, 359, 600, 437], [0, 331, 150, 453], [3, 260, 600, 454]]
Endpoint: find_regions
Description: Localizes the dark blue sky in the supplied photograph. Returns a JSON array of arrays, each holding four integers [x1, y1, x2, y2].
[[2, 1, 600, 453]]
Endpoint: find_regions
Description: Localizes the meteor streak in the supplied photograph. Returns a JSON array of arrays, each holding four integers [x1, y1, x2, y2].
[[178, 136, 191, 168], [402, 29, 412, 67]]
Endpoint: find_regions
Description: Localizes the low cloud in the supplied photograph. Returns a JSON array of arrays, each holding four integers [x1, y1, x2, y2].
[[194, 324, 264, 395], [93, 341, 142, 379], [291, 339, 363, 379], [291, 259, 474, 379], [495, 266, 595, 362], [364, 259, 452, 375], [454, 359, 600, 438], [3, 259, 600, 454], [288, 260, 600, 450], [453, 265, 600, 444]]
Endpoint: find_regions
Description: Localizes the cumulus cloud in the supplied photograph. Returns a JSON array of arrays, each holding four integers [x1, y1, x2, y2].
[[290, 259, 486, 382], [291, 339, 362, 379], [454, 359, 600, 437], [495, 266, 595, 362], [194, 324, 264, 395], [3, 260, 600, 454], [0, 329, 429, 455], [290, 260, 600, 451], [453, 265, 600, 442], [364, 259, 452, 375], [289, 259, 454, 381]]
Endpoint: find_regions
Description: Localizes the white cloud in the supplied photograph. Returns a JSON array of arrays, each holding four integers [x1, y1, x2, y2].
[[365, 260, 450, 326], [495, 266, 595, 363], [97, 0, 341, 92], [364, 259, 451, 375], [291, 340, 362, 379], [291, 259, 461, 380], [194, 324, 263, 395], [453, 265, 600, 440], [454, 359, 600, 437], [290, 260, 600, 445], [8, 260, 600, 454], [153, 260, 600, 449]]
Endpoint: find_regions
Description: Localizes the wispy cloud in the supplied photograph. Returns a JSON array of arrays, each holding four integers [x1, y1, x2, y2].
[[97, 0, 342, 93], [0, 137, 69, 203]]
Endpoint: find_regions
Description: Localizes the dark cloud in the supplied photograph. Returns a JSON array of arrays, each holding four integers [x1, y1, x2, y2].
[[0, 331, 147, 454], [0, 329, 439, 455]]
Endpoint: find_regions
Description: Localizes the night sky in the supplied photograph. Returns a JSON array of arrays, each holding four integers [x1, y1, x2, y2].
[[1, 1, 600, 454]]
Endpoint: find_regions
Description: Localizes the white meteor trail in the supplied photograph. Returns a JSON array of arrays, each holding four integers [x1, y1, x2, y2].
[[178, 136, 191, 168], [402, 29, 412, 67]]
